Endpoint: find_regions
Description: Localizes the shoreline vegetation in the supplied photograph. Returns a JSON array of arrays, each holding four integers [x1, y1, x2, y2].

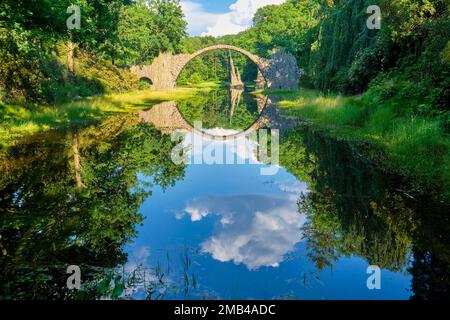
[[0, 84, 218, 146], [2, 83, 449, 203], [266, 89, 450, 203]]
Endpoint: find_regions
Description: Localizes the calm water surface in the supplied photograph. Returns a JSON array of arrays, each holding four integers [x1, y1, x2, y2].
[[0, 88, 449, 300]]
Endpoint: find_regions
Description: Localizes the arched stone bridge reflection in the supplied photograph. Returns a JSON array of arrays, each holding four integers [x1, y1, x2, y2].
[[138, 95, 297, 141]]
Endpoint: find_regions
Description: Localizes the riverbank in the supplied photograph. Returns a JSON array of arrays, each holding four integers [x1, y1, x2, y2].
[[0, 86, 213, 147], [269, 89, 450, 202]]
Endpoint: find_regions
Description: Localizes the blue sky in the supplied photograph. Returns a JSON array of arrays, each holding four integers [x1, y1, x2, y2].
[[196, 0, 236, 13], [180, 0, 286, 37]]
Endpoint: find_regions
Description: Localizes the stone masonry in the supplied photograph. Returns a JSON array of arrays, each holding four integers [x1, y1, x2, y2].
[[131, 44, 300, 90]]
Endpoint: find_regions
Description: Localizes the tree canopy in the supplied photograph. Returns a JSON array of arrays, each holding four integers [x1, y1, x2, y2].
[[0, 0, 187, 103]]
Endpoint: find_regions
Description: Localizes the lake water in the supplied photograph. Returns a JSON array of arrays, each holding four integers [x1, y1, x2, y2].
[[0, 88, 449, 300]]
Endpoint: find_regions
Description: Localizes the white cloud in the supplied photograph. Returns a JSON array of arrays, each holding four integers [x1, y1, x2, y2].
[[180, 1, 220, 36], [181, 0, 287, 37], [181, 193, 306, 270], [125, 246, 151, 273]]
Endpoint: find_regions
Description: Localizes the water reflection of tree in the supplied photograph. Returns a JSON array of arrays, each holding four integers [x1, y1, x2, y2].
[[280, 127, 450, 299], [0, 114, 186, 299], [409, 248, 450, 300], [177, 89, 260, 131]]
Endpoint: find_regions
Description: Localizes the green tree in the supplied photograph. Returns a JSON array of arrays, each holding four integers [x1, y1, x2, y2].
[[117, 0, 187, 65]]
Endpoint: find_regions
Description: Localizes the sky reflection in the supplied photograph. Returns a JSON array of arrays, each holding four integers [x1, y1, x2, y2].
[[125, 130, 412, 300], [182, 193, 306, 270]]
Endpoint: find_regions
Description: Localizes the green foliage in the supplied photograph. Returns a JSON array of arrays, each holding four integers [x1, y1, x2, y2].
[[281, 126, 450, 299], [0, 0, 187, 104], [0, 35, 138, 104], [0, 0, 128, 102], [65, 0, 126, 61], [276, 89, 450, 202], [223, 0, 449, 101], [177, 89, 260, 131], [73, 50, 139, 93], [339, 46, 384, 94], [0, 21, 58, 102], [117, 0, 187, 65], [225, 0, 322, 58], [177, 37, 259, 86], [281, 127, 415, 272]]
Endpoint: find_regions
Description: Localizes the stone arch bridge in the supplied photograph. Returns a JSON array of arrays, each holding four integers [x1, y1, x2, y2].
[[131, 44, 299, 90]]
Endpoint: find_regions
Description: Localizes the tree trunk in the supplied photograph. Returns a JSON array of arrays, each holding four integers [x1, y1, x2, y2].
[[226, 55, 229, 83], [72, 133, 86, 189], [212, 52, 217, 80], [67, 41, 75, 75]]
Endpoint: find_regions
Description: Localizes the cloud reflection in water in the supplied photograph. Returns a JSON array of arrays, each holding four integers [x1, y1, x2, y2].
[[181, 193, 307, 270]]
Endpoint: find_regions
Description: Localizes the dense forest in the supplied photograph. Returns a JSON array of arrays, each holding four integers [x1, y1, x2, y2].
[[224, 0, 449, 101], [215, 0, 449, 200], [0, 0, 187, 103], [1, 0, 448, 105], [0, 114, 187, 299]]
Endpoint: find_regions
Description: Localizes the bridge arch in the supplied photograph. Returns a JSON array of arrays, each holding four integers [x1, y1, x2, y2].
[[176, 96, 271, 141], [139, 76, 153, 88], [131, 44, 299, 90], [174, 44, 269, 85]]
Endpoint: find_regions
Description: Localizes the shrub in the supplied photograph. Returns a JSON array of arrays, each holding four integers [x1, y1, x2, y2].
[[387, 117, 449, 191], [340, 47, 383, 95], [74, 50, 138, 94], [0, 33, 139, 105]]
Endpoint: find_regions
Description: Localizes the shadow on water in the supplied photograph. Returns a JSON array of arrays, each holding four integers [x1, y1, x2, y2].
[[0, 88, 449, 300]]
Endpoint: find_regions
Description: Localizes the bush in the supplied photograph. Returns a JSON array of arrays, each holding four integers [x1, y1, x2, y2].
[[74, 50, 138, 94], [339, 47, 383, 95], [0, 26, 49, 102], [0, 33, 139, 105], [388, 117, 449, 191]]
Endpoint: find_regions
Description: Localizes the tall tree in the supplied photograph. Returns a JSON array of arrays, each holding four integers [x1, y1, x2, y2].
[[117, 0, 187, 65]]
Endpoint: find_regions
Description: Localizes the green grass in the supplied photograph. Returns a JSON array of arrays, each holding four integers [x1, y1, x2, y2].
[[0, 87, 207, 146], [271, 89, 450, 202], [178, 81, 222, 89]]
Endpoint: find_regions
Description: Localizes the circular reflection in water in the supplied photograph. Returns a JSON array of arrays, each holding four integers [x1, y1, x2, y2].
[[177, 88, 269, 138]]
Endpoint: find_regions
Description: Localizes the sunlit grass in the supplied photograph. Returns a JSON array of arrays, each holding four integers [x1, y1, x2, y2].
[[179, 81, 221, 89], [0, 87, 208, 143]]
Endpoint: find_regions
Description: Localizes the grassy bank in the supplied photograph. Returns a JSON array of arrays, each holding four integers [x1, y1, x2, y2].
[[0, 87, 205, 146], [270, 89, 450, 202]]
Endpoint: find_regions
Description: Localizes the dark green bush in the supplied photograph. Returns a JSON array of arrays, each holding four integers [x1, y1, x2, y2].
[[340, 47, 383, 95]]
